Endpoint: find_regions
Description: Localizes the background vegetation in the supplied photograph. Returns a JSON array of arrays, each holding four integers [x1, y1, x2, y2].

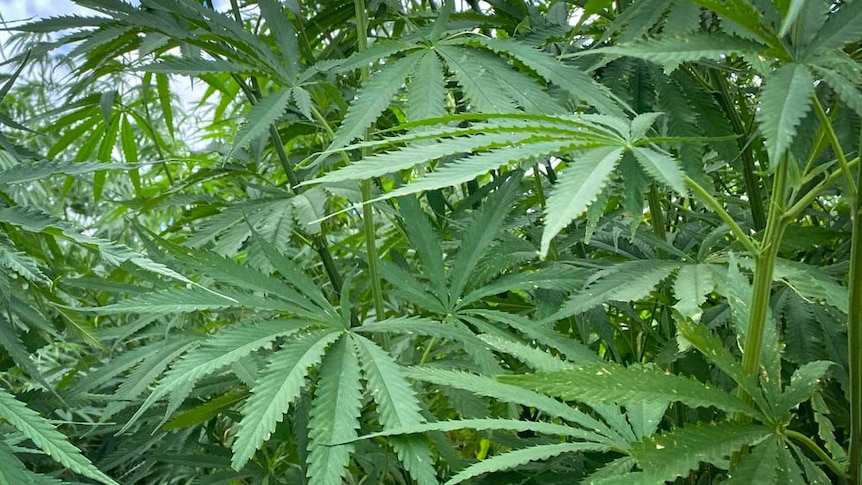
[[0, 0, 860, 483]]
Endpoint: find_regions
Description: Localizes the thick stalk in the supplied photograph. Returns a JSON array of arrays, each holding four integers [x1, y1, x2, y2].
[[848, 140, 862, 485], [740, 156, 788, 380], [353, 0, 386, 320]]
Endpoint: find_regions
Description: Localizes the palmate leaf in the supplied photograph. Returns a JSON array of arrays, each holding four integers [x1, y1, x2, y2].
[[458, 265, 586, 307], [125, 320, 311, 431], [445, 442, 610, 485], [404, 367, 622, 444], [542, 147, 624, 256], [590, 33, 764, 73], [816, 66, 862, 118], [110, 337, 199, 429], [756, 63, 815, 165], [352, 334, 437, 485], [228, 89, 294, 159], [550, 260, 681, 320], [449, 173, 522, 299], [771, 258, 848, 313], [475, 37, 623, 116], [629, 422, 773, 483], [231, 329, 342, 470], [324, 53, 423, 156], [498, 363, 761, 418], [0, 387, 119, 485], [306, 337, 362, 485]]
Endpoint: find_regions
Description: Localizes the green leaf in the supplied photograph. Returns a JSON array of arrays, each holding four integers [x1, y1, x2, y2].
[[136, 320, 310, 426], [155, 73, 174, 139], [325, 53, 422, 154], [352, 334, 437, 485], [0, 248, 49, 284], [476, 37, 623, 115], [314, 131, 536, 184], [676, 320, 768, 412], [445, 442, 610, 485], [357, 317, 500, 374], [464, 309, 598, 363], [138, 58, 256, 75], [228, 89, 294, 159], [347, 418, 607, 444], [259, 0, 299, 80], [436, 46, 518, 113], [625, 401, 668, 439], [0, 206, 198, 287], [688, 0, 779, 46], [499, 363, 761, 418], [378, 139, 587, 201], [449, 173, 522, 299], [591, 33, 764, 73], [306, 337, 362, 485], [406, 51, 447, 121], [631, 146, 687, 194], [398, 196, 447, 300], [672, 264, 716, 321], [808, 0, 862, 53], [542, 147, 624, 256], [629, 421, 772, 483], [772, 258, 848, 313], [756, 63, 814, 165], [776, 360, 833, 414], [551, 260, 680, 320], [78, 287, 241, 314], [231, 330, 341, 470], [404, 367, 622, 444], [477, 333, 572, 371], [0, 388, 120, 485], [724, 436, 780, 485]]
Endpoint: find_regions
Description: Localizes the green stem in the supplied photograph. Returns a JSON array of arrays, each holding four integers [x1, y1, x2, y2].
[[740, 155, 788, 381], [647, 184, 667, 242], [785, 157, 860, 220], [848, 137, 862, 485], [221, 0, 343, 295], [352, 0, 386, 320], [710, 70, 767, 231], [812, 96, 857, 198], [685, 175, 759, 255], [786, 430, 847, 480]]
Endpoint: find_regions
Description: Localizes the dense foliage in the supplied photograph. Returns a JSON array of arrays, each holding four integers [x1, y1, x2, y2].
[[0, 0, 860, 483]]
